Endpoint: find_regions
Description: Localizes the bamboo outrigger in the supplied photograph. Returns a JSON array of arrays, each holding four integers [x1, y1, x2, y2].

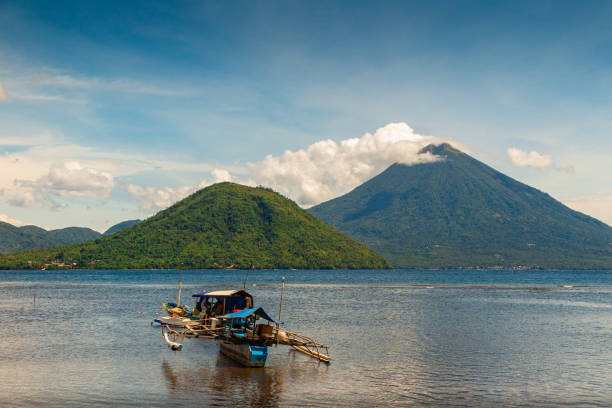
[[160, 318, 330, 364], [154, 282, 330, 367]]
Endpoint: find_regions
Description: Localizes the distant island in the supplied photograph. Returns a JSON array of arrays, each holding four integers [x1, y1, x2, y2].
[[0, 183, 390, 270], [0, 222, 101, 254], [0, 219, 141, 255], [310, 143, 612, 270]]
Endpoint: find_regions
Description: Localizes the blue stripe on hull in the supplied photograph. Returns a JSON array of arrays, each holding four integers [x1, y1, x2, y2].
[[219, 342, 268, 367]]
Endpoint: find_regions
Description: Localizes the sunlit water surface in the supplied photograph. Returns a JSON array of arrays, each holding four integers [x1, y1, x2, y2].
[[0, 269, 610, 407]]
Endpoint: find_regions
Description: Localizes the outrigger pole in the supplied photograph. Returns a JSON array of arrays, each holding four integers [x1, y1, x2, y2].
[[177, 263, 183, 307]]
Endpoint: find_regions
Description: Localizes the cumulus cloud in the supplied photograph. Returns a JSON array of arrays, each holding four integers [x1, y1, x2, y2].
[[127, 168, 242, 212], [5, 189, 57, 210], [3, 161, 114, 209], [248, 122, 457, 206], [126, 184, 194, 212], [21, 161, 114, 197], [0, 80, 8, 100], [507, 147, 553, 170], [206, 168, 233, 185], [0, 213, 22, 226]]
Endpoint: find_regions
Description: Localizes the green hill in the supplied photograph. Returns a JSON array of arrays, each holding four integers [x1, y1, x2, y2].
[[0, 222, 101, 254], [309, 143, 612, 269], [103, 219, 141, 236], [0, 183, 390, 270]]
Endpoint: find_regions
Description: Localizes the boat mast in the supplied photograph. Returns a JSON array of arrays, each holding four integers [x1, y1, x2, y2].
[[243, 264, 254, 289], [278, 276, 285, 322], [275, 276, 286, 342]]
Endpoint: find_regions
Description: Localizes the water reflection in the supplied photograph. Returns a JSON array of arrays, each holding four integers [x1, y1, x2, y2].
[[161, 352, 325, 407]]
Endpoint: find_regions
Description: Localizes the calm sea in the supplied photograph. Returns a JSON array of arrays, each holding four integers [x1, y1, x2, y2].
[[0, 269, 610, 407]]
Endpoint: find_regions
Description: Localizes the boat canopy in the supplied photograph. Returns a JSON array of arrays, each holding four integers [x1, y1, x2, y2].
[[192, 289, 253, 313], [219, 307, 282, 324], [192, 289, 251, 298]]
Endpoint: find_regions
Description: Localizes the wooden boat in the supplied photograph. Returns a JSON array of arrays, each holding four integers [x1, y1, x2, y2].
[[162, 302, 193, 318], [219, 342, 268, 367], [156, 287, 330, 367]]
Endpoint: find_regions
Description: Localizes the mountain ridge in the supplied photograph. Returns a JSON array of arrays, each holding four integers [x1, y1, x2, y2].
[[103, 219, 141, 236], [0, 222, 102, 254], [309, 143, 612, 269]]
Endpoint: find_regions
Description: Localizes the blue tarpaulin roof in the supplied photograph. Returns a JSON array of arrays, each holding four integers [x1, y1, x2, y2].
[[219, 307, 282, 324], [192, 291, 209, 297]]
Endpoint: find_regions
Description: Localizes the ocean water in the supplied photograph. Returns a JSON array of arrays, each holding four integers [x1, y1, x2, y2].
[[0, 269, 610, 407]]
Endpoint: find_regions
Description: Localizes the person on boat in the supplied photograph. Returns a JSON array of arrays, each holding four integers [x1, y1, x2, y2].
[[192, 300, 203, 318], [212, 301, 223, 316]]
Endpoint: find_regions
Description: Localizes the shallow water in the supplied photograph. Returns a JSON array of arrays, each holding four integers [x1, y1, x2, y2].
[[0, 269, 611, 407]]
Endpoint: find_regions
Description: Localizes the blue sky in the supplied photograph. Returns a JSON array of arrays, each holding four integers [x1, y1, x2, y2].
[[1, 0, 611, 231]]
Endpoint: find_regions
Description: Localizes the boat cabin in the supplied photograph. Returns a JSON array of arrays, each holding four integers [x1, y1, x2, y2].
[[219, 306, 281, 337], [191, 289, 253, 318]]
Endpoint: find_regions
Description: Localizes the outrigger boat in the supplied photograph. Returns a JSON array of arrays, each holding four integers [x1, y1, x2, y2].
[[154, 285, 330, 367], [161, 302, 193, 318]]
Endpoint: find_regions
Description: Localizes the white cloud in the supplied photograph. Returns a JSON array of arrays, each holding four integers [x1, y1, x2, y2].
[[206, 168, 233, 185], [507, 147, 553, 170], [1, 122, 462, 218], [28, 161, 114, 197], [0, 213, 22, 226], [0, 130, 241, 196], [3, 161, 114, 209], [0, 126, 254, 218], [128, 168, 243, 212], [123, 122, 462, 211], [248, 122, 458, 206], [0, 80, 8, 100], [5, 189, 55, 209], [564, 195, 612, 226], [126, 184, 194, 212]]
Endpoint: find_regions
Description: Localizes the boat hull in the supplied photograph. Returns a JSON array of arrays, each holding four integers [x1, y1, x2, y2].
[[154, 316, 202, 327], [219, 342, 268, 367]]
